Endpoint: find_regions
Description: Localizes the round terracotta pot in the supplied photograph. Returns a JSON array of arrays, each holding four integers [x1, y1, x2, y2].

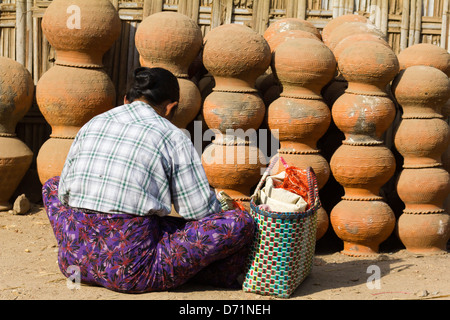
[[41, 0, 121, 68], [330, 200, 396, 256], [0, 137, 33, 210], [332, 33, 390, 62], [332, 92, 396, 145], [266, 29, 320, 53], [36, 65, 116, 138], [396, 167, 450, 214], [397, 213, 450, 254], [394, 118, 449, 168], [203, 24, 271, 92], [203, 91, 265, 134], [36, 138, 74, 185], [267, 97, 331, 152], [325, 21, 386, 52], [392, 65, 450, 119], [316, 207, 329, 241], [201, 142, 265, 200], [321, 14, 369, 47], [397, 43, 450, 77], [330, 144, 396, 200], [0, 57, 34, 135], [338, 40, 399, 95], [170, 78, 202, 129], [135, 11, 203, 78], [272, 38, 336, 99], [263, 18, 321, 44]]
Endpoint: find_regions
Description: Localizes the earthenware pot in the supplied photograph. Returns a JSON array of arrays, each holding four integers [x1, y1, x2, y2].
[[271, 38, 336, 99], [397, 213, 450, 254], [135, 11, 203, 78], [203, 24, 271, 92], [36, 138, 74, 185], [36, 66, 116, 139], [330, 200, 396, 256], [0, 57, 34, 211], [397, 43, 450, 76], [321, 14, 369, 48], [332, 92, 396, 145], [41, 0, 121, 68], [330, 144, 396, 200], [338, 40, 399, 96]]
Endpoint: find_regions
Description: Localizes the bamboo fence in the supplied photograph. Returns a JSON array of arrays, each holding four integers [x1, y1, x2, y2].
[[1, 0, 449, 177]]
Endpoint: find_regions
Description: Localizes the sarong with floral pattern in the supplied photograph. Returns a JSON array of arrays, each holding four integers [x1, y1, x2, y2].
[[42, 176, 254, 293]]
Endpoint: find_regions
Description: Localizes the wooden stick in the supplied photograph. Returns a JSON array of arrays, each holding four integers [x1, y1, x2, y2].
[[380, 0, 388, 35], [16, 0, 26, 65], [409, 0, 417, 46], [298, 0, 307, 20], [401, 0, 410, 51], [415, 0, 423, 44]]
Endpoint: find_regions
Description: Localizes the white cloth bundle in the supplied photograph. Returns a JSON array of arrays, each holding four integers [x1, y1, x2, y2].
[[258, 172, 308, 212]]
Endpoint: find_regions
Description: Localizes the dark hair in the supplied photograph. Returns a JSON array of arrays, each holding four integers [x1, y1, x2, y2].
[[125, 67, 180, 106]]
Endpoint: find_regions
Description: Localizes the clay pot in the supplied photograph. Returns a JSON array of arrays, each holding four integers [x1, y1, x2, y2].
[[36, 66, 116, 138], [331, 200, 396, 256], [272, 38, 336, 99], [332, 93, 396, 145], [396, 168, 450, 214], [201, 142, 265, 201], [264, 18, 321, 44], [203, 91, 265, 134], [171, 78, 202, 129], [203, 24, 271, 92], [338, 40, 399, 95], [0, 58, 34, 134], [41, 0, 121, 68], [0, 57, 34, 211], [332, 33, 390, 62], [321, 14, 369, 48], [397, 213, 450, 254], [36, 138, 74, 185], [0, 137, 33, 211], [325, 21, 386, 52], [392, 65, 450, 119], [135, 11, 203, 78], [330, 144, 396, 200], [267, 97, 331, 153], [397, 43, 450, 76], [266, 29, 320, 53], [394, 118, 449, 168]]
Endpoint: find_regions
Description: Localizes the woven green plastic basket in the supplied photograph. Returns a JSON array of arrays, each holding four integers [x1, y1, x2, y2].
[[242, 166, 320, 298]]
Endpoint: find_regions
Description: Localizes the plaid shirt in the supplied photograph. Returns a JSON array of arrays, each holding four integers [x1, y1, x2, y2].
[[58, 101, 221, 220]]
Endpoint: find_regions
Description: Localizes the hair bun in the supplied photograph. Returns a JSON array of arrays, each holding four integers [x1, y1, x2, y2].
[[134, 67, 155, 90]]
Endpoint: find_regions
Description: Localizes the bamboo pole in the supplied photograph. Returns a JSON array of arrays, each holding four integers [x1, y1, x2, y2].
[[211, 0, 222, 29], [16, 0, 26, 65], [225, 0, 233, 24], [401, 0, 411, 51], [380, 0, 388, 35], [333, 0, 340, 18], [409, 0, 417, 46], [26, 0, 33, 73], [444, 0, 450, 49], [298, 0, 307, 20], [415, 0, 423, 44]]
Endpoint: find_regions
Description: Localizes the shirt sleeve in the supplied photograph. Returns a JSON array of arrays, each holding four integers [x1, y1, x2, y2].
[[169, 135, 222, 220]]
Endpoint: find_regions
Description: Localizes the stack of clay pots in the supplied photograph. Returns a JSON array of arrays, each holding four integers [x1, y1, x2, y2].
[[0, 57, 34, 211], [36, 0, 120, 184], [135, 12, 203, 129], [264, 18, 336, 240], [393, 43, 450, 254], [200, 24, 271, 206], [324, 15, 399, 256]]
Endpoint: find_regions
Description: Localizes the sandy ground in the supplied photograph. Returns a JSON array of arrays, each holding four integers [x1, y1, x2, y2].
[[1, 204, 449, 301]]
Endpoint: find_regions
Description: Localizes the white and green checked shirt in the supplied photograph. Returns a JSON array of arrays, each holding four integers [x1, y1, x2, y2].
[[58, 101, 221, 220]]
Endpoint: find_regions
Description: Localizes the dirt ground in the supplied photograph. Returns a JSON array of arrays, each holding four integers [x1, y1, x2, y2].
[[1, 204, 449, 301]]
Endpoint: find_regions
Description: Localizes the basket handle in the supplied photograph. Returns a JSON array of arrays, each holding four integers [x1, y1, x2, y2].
[[252, 155, 279, 199]]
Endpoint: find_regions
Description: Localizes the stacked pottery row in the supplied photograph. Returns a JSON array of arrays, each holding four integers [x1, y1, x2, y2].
[[0, 57, 34, 210], [393, 44, 450, 254], [323, 15, 399, 256], [36, 0, 120, 184], [262, 18, 336, 240]]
